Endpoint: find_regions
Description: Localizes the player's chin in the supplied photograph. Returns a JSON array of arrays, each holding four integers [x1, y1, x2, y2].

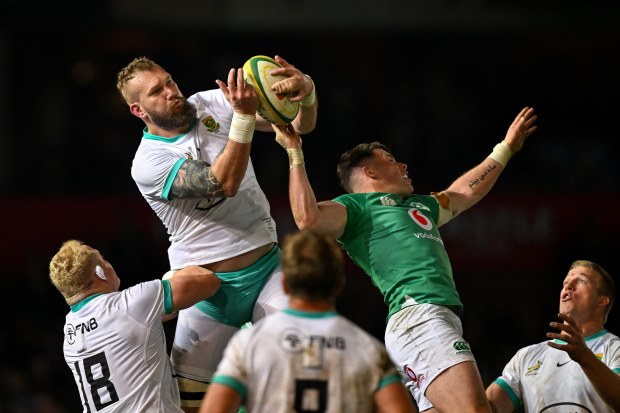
[[558, 304, 573, 317], [403, 182, 414, 195]]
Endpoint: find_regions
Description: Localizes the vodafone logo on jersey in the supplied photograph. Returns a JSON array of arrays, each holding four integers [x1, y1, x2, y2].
[[408, 208, 433, 230]]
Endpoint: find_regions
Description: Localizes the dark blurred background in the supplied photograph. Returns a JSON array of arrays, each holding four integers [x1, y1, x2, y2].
[[1, 1, 619, 411]]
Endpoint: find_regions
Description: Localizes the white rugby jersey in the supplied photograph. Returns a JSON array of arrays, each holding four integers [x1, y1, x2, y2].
[[212, 309, 402, 413], [63, 280, 180, 413], [494, 330, 620, 412], [131, 89, 277, 269]]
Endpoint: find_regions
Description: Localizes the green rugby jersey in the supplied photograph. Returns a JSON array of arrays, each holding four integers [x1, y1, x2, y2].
[[333, 192, 463, 320]]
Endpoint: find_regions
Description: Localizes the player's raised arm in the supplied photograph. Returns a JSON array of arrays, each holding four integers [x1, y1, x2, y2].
[[273, 124, 347, 239], [268, 55, 317, 135], [438, 106, 537, 221], [181, 66, 259, 197], [547, 313, 620, 410]]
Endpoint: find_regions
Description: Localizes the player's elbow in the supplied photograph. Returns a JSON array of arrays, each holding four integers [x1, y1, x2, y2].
[[296, 219, 313, 231], [219, 182, 241, 197], [292, 115, 317, 135], [296, 123, 316, 135], [295, 215, 322, 232]]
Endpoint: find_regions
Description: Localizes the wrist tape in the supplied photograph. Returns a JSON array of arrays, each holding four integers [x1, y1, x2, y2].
[[229, 113, 255, 143], [286, 148, 305, 169], [300, 75, 316, 107], [489, 141, 512, 167]]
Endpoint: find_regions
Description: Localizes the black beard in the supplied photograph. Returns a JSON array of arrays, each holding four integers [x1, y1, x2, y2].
[[149, 99, 197, 131]]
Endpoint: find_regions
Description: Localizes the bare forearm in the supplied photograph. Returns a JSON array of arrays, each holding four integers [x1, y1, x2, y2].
[[210, 141, 251, 195], [443, 106, 537, 217], [289, 166, 320, 229], [288, 166, 345, 239], [292, 99, 318, 134], [168, 266, 221, 311], [444, 158, 504, 216], [580, 356, 620, 410]]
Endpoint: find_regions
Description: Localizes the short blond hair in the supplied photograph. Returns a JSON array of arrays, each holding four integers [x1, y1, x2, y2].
[[116, 56, 160, 104], [49, 240, 98, 306]]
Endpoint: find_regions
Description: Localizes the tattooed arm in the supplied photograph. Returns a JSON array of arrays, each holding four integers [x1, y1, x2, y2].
[[169, 140, 251, 199], [166, 66, 257, 200], [437, 107, 537, 220]]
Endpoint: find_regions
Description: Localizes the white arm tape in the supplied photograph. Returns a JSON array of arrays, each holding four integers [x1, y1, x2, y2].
[[286, 148, 305, 169], [162, 270, 175, 280], [488, 141, 513, 168], [229, 113, 256, 143]]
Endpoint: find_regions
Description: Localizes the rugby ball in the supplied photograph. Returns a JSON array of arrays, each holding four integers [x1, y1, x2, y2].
[[243, 55, 300, 126]]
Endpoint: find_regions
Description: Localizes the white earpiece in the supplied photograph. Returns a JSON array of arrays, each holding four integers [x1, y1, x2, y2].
[[95, 265, 107, 280]]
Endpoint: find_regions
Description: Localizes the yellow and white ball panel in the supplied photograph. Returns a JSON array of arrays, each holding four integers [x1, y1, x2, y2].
[[243, 55, 300, 126]]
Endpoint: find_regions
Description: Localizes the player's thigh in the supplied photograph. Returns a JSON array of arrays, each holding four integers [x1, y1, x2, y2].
[[252, 265, 287, 322], [425, 361, 491, 413], [171, 306, 239, 381], [385, 303, 475, 411]]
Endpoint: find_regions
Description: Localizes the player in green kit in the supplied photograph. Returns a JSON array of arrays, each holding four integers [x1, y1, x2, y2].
[[273, 106, 537, 412], [200, 230, 416, 413]]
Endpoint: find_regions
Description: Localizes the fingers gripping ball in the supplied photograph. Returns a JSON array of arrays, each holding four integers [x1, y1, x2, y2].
[[243, 55, 300, 126]]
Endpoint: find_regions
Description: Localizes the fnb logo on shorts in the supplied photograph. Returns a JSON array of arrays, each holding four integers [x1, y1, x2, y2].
[[453, 341, 471, 353]]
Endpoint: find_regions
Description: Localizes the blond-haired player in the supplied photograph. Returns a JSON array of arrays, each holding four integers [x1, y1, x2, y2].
[[49, 240, 220, 412]]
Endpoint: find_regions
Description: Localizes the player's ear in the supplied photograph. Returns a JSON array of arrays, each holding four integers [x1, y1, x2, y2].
[[362, 165, 377, 179], [598, 295, 610, 308], [95, 265, 107, 280], [129, 102, 144, 118]]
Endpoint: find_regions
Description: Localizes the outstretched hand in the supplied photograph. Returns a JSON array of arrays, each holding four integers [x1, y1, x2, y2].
[[215, 67, 260, 115], [270, 56, 314, 103], [546, 313, 592, 364], [503, 106, 538, 153], [272, 123, 302, 150]]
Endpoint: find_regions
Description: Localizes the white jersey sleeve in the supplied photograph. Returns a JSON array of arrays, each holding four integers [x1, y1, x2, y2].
[[63, 280, 181, 413]]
